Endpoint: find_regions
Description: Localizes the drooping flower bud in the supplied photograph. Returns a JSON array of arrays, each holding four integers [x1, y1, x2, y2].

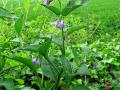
[[32, 56, 40, 66], [44, 0, 53, 5], [51, 21, 65, 29], [93, 64, 99, 69]]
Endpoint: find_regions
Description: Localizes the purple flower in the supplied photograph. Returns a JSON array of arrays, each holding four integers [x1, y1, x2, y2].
[[51, 21, 65, 29], [93, 64, 99, 69], [32, 56, 40, 66], [44, 0, 53, 5]]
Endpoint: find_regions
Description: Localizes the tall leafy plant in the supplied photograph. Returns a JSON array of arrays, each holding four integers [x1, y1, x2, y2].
[[0, 0, 90, 90]]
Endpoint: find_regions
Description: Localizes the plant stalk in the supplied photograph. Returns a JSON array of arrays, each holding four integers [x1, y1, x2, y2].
[[61, 28, 65, 56]]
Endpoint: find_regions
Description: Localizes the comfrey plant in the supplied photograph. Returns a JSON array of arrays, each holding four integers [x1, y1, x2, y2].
[[38, 0, 90, 89]]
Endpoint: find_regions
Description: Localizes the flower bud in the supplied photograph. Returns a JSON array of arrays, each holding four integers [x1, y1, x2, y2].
[[93, 64, 99, 69], [44, 0, 53, 5], [32, 56, 40, 66]]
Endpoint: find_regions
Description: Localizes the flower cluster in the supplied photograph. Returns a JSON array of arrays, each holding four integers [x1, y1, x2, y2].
[[51, 21, 65, 29], [32, 56, 40, 66], [44, 0, 53, 5]]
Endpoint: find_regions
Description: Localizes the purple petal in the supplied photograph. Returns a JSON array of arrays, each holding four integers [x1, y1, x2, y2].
[[32, 57, 37, 63], [35, 60, 40, 65], [51, 21, 65, 29], [44, 0, 51, 5], [93, 64, 99, 69]]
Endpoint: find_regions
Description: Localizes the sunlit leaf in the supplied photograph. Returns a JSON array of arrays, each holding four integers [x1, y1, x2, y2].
[[41, 4, 61, 16], [67, 25, 85, 35], [15, 15, 25, 35], [23, 0, 30, 11]]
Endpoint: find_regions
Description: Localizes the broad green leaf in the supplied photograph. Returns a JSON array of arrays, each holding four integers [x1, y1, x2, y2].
[[41, 4, 61, 16], [0, 78, 14, 90], [15, 15, 24, 35], [16, 44, 40, 52], [67, 25, 85, 35], [61, 56, 72, 84], [51, 35, 62, 46], [78, 64, 90, 75], [41, 59, 55, 78], [38, 38, 51, 57], [70, 85, 90, 90], [41, 56, 61, 79], [15, 37, 51, 57], [3, 55, 39, 72], [61, 4, 82, 16], [0, 7, 18, 19]]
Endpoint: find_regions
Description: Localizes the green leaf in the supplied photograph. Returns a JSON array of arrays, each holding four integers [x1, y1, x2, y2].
[[51, 35, 62, 46], [15, 15, 25, 35], [15, 37, 51, 57], [0, 78, 14, 90], [41, 4, 61, 16], [23, 0, 30, 11], [0, 42, 10, 50], [0, 57, 6, 71], [67, 25, 85, 35], [70, 85, 90, 90], [3, 55, 39, 72], [17, 44, 41, 52], [41, 59, 55, 78], [38, 38, 51, 57], [81, 0, 88, 4], [0, 7, 18, 19], [11, 38, 20, 43], [61, 56, 72, 84], [71, 46, 80, 66], [41, 56, 61, 79], [61, 4, 82, 16]]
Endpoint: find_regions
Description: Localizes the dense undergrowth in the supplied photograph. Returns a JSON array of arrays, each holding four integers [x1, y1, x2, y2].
[[0, 0, 120, 90]]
